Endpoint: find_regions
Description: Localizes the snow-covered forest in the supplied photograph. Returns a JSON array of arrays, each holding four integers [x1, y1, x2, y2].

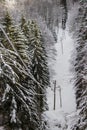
[[0, 0, 87, 130]]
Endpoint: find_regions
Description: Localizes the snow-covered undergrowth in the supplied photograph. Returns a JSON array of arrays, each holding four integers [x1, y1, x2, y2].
[[44, 110, 68, 130], [66, 111, 79, 130], [44, 108, 79, 130]]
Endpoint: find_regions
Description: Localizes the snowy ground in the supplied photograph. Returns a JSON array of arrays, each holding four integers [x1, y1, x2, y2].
[[45, 110, 67, 130], [45, 25, 76, 130], [47, 28, 76, 113], [44, 109, 78, 130]]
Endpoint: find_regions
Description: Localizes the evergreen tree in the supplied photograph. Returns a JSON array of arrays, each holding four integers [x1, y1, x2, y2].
[[0, 12, 39, 130], [72, 1, 87, 130], [0, 11, 50, 130], [20, 16, 34, 60], [20, 18, 50, 129], [29, 21, 50, 113], [60, 0, 68, 30]]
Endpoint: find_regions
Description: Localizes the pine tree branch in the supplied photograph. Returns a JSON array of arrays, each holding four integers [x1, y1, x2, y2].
[[0, 25, 44, 90]]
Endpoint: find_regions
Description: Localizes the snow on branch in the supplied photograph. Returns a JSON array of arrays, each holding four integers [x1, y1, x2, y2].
[[10, 96, 17, 123], [0, 25, 39, 83], [2, 84, 10, 102]]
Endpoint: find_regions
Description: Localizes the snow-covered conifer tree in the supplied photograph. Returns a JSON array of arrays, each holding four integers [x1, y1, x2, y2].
[[20, 17, 50, 129], [29, 21, 50, 112], [72, 1, 87, 130], [0, 12, 40, 130]]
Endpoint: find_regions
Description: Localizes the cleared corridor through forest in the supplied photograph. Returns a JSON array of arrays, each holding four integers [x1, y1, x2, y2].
[[47, 27, 76, 113], [46, 27, 76, 130]]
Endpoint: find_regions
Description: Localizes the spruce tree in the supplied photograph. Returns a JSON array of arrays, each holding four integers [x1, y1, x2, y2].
[[20, 16, 42, 130], [20, 16, 33, 60], [72, 1, 87, 130], [0, 12, 39, 130], [29, 21, 50, 113], [20, 18, 50, 129]]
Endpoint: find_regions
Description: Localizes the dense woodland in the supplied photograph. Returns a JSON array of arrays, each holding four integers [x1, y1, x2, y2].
[[0, 0, 87, 130]]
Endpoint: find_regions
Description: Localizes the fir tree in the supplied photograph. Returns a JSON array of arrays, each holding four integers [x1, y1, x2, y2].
[[0, 12, 50, 130], [0, 12, 39, 130], [20, 16, 33, 60], [29, 21, 50, 113], [20, 17, 50, 130], [72, 1, 87, 130]]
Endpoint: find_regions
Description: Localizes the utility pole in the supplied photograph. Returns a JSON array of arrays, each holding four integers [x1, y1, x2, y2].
[[60, 37, 63, 54], [53, 80, 56, 110], [58, 85, 62, 108]]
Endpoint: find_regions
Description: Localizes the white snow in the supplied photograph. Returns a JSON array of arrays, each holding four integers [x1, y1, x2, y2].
[[2, 84, 10, 102], [47, 27, 76, 113], [10, 96, 17, 123], [10, 109, 16, 123], [46, 10, 77, 129], [45, 110, 67, 130], [66, 111, 79, 130]]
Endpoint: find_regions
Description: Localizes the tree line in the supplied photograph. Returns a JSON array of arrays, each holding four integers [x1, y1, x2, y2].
[[0, 12, 50, 130], [71, 0, 87, 130]]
